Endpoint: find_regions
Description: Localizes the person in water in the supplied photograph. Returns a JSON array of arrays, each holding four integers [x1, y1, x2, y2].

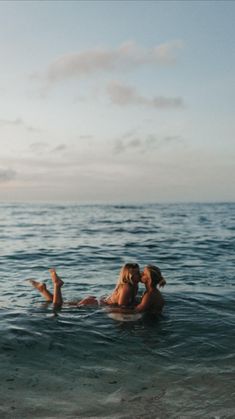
[[102, 263, 140, 306], [29, 263, 141, 308], [108, 265, 166, 316]]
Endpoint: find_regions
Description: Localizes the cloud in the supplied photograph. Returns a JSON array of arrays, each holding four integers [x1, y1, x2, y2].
[[107, 81, 184, 109], [0, 118, 23, 127], [29, 142, 48, 153], [79, 135, 93, 140], [33, 40, 183, 84], [26, 125, 43, 133], [0, 168, 17, 182], [53, 144, 67, 152], [0, 118, 43, 133], [29, 142, 67, 154], [113, 133, 182, 154], [114, 137, 142, 154]]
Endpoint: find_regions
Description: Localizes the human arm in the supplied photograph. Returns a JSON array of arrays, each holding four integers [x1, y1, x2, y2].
[[107, 290, 164, 314], [77, 296, 98, 306], [101, 282, 136, 307], [107, 292, 152, 314]]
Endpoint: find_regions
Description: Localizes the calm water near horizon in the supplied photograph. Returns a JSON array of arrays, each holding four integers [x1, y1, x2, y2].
[[0, 202, 234, 418]]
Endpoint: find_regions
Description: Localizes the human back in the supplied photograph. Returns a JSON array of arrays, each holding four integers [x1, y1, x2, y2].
[[104, 263, 140, 306], [138, 265, 166, 314], [141, 287, 164, 314]]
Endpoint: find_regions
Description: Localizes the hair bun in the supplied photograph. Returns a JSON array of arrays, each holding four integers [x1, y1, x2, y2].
[[158, 277, 166, 287]]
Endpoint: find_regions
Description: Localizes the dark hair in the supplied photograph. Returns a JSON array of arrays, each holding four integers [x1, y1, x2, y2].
[[146, 265, 166, 287], [124, 263, 139, 269]]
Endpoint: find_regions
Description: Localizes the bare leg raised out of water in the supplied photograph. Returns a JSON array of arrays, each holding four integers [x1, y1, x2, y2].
[[49, 268, 64, 307], [29, 280, 53, 302], [29, 268, 64, 306], [30, 268, 98, 307]]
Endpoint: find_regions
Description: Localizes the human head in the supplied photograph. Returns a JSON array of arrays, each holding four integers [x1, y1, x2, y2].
[[141, 265, 166, 288], [118, 263, 140, 286]]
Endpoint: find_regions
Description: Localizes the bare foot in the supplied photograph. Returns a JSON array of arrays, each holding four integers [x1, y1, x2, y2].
[[49, 268, 64, 287], [29, 279, 47, 292]]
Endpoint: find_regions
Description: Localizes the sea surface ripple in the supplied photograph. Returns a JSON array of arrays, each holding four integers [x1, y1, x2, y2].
[[0, 203, 234, 418]]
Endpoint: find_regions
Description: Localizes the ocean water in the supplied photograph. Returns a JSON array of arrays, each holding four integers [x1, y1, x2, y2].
[[0, 202, 234, 419]]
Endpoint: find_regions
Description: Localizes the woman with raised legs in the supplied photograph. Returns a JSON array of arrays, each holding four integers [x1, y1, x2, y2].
[[30, 263, 141, 308]]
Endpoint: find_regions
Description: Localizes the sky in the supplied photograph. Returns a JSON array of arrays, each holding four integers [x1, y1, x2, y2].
[[0, 0, 234, 203]]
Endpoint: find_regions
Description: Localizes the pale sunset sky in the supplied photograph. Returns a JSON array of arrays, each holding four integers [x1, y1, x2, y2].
[[0, 0, 234, 203]]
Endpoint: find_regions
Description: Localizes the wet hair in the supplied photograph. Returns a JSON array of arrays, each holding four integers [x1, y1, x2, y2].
[[145, 265, 166, 288], [116, 263, 140, 288]]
